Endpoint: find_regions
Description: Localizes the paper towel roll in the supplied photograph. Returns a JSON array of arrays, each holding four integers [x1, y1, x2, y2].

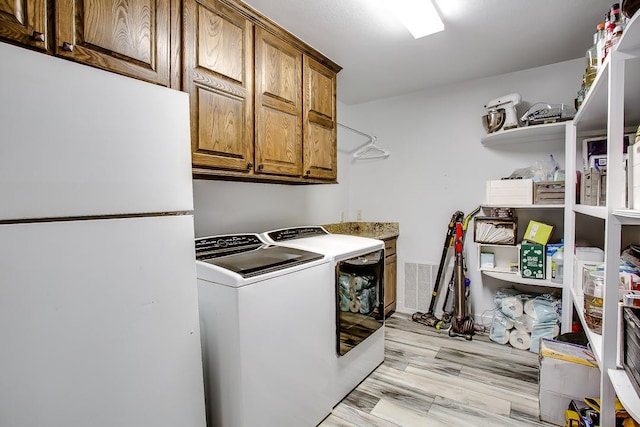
[[514, 315, 534, 333], [501, 296, 524, 318], [524, 299, 537, 318], [505, 318, 514, 330], [509, 329, 531, 350], [490, 326, 510, 345]]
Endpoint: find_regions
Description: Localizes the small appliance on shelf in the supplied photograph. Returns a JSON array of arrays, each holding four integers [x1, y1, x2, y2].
[[520, 103, 576, 126], [481, 93, 521, 134]]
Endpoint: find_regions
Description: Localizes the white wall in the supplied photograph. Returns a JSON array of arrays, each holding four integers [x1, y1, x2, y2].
[[341, 58, 584, 322], [193, 168, 345, 236], [192, 58, 583, 325]]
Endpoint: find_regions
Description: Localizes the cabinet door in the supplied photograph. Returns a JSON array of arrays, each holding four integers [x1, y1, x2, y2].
[[54, 0, 170, 85], [183, 0, 254, 173], [0, 0, 49, 51], [384, 254, 397, 316], [384, 239, 397, 316], [303, 56, 337, 180], [255, 27, 302, 177]]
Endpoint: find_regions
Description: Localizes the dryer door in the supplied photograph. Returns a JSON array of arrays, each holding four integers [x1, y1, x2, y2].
[[335, 249, 384, 356]]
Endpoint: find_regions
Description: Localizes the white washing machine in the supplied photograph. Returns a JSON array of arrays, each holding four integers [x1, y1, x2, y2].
[[261, 226, 385, 406], [195, 233, 334, 427]]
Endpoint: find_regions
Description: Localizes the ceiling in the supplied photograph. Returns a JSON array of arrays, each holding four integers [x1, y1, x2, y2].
[[242, 0, 613, 105]]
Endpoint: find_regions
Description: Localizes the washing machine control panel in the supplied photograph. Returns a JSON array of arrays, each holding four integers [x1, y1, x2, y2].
[[266, 226, 328, 242], [195, 234, 264, 260]]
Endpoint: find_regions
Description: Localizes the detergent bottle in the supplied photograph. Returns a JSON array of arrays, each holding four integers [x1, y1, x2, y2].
[[551, 245, 564, 284]]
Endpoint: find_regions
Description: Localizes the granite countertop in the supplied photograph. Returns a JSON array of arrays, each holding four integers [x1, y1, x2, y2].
[[322, 221, 399, 240]]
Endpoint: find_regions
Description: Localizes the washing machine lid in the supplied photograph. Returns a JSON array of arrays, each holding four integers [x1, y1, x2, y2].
[[195, 234, 325, 286], [262, 227, 384, 259]]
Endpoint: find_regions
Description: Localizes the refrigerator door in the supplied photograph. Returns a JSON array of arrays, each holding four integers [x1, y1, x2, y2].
[[0, 42, 193, 221], [0, 216, 206, 427]]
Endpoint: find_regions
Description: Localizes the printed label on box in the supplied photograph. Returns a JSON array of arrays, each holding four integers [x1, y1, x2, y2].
[[521, 243, 545, 279]]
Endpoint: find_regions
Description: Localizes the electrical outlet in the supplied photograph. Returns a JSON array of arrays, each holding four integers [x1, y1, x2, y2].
[[357, 210, 362, 220]]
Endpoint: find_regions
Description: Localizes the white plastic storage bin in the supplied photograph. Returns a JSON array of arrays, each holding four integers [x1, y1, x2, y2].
[[573, 247, 604, 298], [486, 179, 533, 205]]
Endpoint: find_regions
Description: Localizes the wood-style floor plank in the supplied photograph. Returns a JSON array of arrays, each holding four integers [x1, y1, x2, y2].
[[376, 364, 513, 416], [318, 313, 555, 427], [320, 414, 361, 427], [355, 375, 435, 415], [330, 403, 401, 427], [370, 399, 442, 426], [428, 395, 548, 427]]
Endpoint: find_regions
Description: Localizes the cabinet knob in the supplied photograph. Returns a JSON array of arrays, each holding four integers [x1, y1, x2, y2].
[[31, 31, 45, 42], [305, 170, 311, 176], [61, 42, 74, 52], [257, 164, 264, 171], [247, 162, 253, 169]]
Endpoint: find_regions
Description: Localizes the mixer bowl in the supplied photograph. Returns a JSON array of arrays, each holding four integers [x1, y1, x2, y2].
[[482, 109, 506, 133]]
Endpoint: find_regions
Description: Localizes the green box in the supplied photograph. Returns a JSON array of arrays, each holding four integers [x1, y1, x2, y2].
[[520, 243, 546, 279]]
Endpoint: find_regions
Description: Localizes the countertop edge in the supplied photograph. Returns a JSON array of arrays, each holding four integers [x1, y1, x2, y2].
[[322, 221, 399, 241]]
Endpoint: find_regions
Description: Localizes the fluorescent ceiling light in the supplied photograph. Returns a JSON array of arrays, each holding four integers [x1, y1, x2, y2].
[[384, 0, 444, 39]]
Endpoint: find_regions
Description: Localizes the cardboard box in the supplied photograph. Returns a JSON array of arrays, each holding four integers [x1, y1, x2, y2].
[[546, 243, 563, 279], [581, 170, 595, 205], [523, 220, 554, 245], [581, 168, 606, 206], [479, 252, 495, 269], [539, 339, 600, 426], [521, 242, 545, 279], [486, 179, 533, 205]]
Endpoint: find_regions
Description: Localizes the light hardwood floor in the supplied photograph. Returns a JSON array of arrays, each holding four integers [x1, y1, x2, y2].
[[319, 313, 555, 427]]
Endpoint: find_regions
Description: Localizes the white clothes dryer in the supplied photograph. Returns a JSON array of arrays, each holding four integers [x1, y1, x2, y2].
[[195, 233, 334, 427], [261, 226, 385, 406]]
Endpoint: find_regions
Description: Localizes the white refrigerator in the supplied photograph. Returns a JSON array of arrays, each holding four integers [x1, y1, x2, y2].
[[0, 43, 206, 427]]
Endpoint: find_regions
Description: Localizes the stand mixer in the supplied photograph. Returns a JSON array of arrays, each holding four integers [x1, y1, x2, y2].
[[482, 93, 521, 133]]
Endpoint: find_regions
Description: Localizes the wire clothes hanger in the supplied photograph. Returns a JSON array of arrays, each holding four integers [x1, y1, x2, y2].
[[337, 123, 390, 160]]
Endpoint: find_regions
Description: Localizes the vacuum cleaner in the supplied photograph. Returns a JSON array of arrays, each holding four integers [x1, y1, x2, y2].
[[411, 211, 463, 329], [448, 220, 484, 341], [413, 207, 483, 339]]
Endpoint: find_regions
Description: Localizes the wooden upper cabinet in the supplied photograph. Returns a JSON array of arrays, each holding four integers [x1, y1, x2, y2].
[[54, 0, 170, 85], [254, 27, 302, 177], [303, 56, 337, 180], [183, 0, 254, 174], [181, 0, 340, 183], [0, 0, 49, 51]]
